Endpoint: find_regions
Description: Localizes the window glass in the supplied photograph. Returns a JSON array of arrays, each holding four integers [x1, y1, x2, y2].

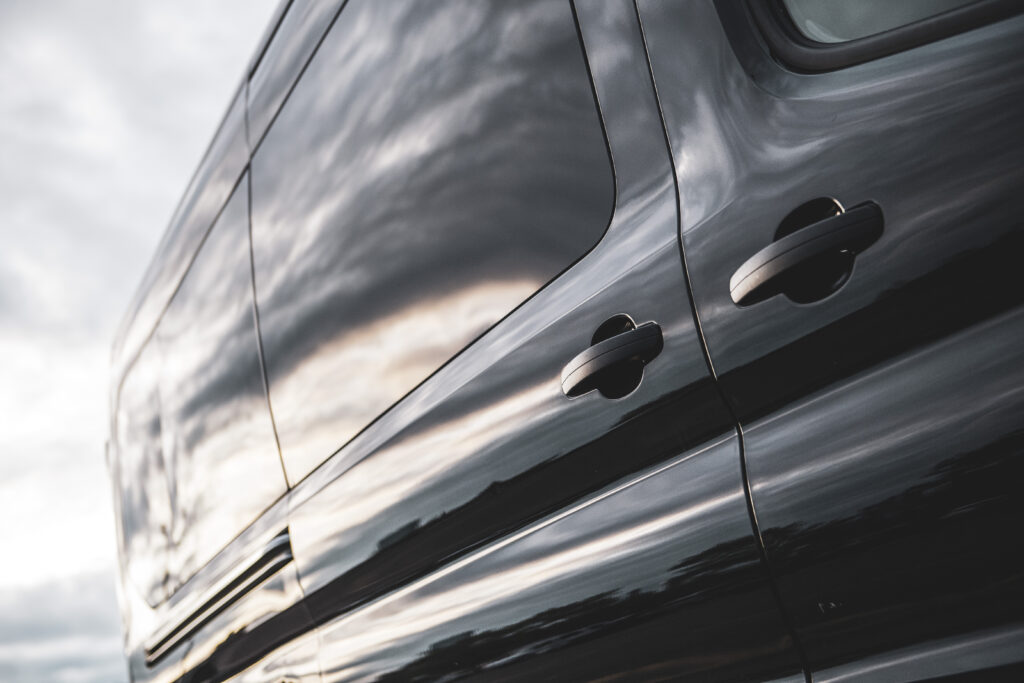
[[782, 0, 977, 43], [155, 179, 286, 590], [250, 0, 614, 483], [247, 0, 341, 149], [115, 342, 171, 607]]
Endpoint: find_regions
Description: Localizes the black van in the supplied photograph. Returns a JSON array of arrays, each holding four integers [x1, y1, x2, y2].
[[108, 1, 1024, 680]]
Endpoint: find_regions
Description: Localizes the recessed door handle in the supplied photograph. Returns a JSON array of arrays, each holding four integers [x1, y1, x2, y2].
[[729, 202, 883, 306], [561, 322, 663, 398]]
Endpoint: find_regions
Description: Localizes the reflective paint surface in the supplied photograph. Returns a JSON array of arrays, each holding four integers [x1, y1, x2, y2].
[[286, 0, 802, 679], [249, 0, 616, 484], [155, 177, 287, 593], [113, 341, 172, 608], [246, 0, 343, 150], [108, 0, 1024, 679], [111, 85, 249, 389], [112, 180, 298, 682], [749, 308, 1024, 680], [227, 627, 322, 683], [313, 438, 795, 682], [161, 493, 305, 682], [640, 0, 1024, 677], [110, 0, 808, 677]]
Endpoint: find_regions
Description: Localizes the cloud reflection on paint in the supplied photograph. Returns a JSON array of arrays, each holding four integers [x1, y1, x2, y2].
[[250, 0, 615, 483], [0, 2, 277, 678]]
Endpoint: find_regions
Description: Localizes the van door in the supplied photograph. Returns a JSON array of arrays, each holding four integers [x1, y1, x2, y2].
[[248, 0, 805, 679], [639, 0, 1024, 677], [156, 177, 288, 593]]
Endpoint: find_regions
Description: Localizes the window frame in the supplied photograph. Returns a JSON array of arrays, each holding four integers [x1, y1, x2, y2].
[[741, 0, 1023, 72]]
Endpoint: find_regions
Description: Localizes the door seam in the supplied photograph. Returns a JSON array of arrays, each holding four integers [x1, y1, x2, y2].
[[631, 2, 811, 679]]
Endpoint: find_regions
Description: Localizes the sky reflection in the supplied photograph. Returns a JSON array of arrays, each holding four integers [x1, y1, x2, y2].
[[0, 1, 276, 680], [250, 0, 614, 484]]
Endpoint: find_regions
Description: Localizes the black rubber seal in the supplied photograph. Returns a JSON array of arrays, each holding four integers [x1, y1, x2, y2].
[[744, 0, 1024, 73]]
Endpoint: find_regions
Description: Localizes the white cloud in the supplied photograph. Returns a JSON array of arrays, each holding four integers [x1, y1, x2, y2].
[[0, 571, 126, 683], [0, 0, 279, 679]]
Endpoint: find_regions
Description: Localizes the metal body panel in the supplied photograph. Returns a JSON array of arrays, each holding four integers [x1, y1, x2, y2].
[[249, 0, 617, 485], [110, 94, 254, 654], [108, 0, 1024, 678], [744, 307, 1024, 675], [116, 180, 301, 682], [284, 0, 803, 679], [114, 341, 173, 610], [155, 176, 287, 593], [109, 0, 808, 677], [225, 630, 322, 683], [246, 0, 344, 151], [111, 85, 249, 390], [180, 562, 309, 682], [313, 438, 796, 682], [166, 496, 309, 682], [639, 0, 1024, 677]]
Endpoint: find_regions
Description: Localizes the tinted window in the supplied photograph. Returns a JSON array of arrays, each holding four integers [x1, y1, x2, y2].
[[114, 342, 171, 607], [247, 0, 342, 149], [782, 0, 977, 43], [155, 178, 286, 590], [250, 0, 614, 483]]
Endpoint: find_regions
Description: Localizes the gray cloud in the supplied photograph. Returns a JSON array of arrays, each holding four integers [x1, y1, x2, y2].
[[0, 0, 275, 341], [0, 570, 121, 646], [0, 570, 125, 682], [0, 0, 278, 680]]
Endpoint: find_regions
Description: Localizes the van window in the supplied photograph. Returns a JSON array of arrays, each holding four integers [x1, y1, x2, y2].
[[155, 178, 286, 588], [114, 343, 171, 607], [782, 0, 977, 43], [250, 0, 614, 483]]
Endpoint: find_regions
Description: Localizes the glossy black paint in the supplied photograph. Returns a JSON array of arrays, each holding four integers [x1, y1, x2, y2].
[[113, 339, 172, 608], [147, 530, 291, 665], [111, 85, 249, 391], [155, 177, 287, 593], [107, 0, 1024, 680], [311, 437, 801, 682], [172, 495, 309, 683], [108, 84, 256, 678], [114, 178, 300, 683], [639, 0, 1024, 678], [246, 0, 343, 151], [281, 1, 800, 678], [249, 0, 617, 485]]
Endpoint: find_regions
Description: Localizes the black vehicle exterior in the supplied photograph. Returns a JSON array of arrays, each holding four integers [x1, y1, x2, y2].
[[107, 1, 1024, 681]]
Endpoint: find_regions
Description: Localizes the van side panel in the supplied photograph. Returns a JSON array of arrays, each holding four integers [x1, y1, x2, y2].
[[155, 176, 287, 593], [283, 1, 806, 680], [314, 439, 803, 682], [249, 0, 616, 484], [247, 0, 344, 150], [111, 85, 249, 392], [114, 342, 172, 609], [110, 79, 254, 683]]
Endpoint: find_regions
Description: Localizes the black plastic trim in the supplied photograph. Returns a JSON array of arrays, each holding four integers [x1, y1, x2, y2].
[[144, 528, 292, 666], [744, 0, 1023, 73]]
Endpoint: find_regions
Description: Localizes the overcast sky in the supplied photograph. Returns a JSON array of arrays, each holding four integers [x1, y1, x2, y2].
[[0, 1, 277, 680]]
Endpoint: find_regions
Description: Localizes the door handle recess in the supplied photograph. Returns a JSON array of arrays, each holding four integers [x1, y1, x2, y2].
[[561, 322, 663, 398], [729, 201, 883, 306]]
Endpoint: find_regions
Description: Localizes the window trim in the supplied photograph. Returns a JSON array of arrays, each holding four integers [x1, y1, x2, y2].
[[744, 0, 1023, 73]]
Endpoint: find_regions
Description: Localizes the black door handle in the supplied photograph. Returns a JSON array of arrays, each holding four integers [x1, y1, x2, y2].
[[729, 201, 883, 306], [561, 321, 663, 398]]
